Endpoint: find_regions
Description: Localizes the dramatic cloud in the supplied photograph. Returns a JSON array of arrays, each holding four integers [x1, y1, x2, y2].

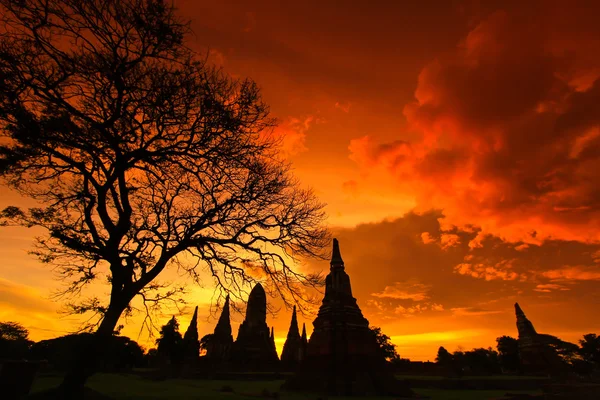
[[454, 258, 521, 282], [348, 8, 600, 243], [541, 266, 600, 282], [534, 283, 571, 293], [271, 116, 318, 157], [371, 280, 431, 301], [451, 307, 503, 317]]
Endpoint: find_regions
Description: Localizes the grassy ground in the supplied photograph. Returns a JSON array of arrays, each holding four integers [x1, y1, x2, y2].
[[30, 373, 541, 399]]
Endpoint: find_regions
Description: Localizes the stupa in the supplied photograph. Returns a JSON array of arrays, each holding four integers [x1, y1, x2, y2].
[[284, 239, 413, 396], [515, 303, 566, 375], [205, 295, 233, 362], [230, 283, 279, 368], [281, 306, 304, 368]]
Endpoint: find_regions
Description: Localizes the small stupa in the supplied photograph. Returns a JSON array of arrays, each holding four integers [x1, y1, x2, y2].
[[284, 239, 412, 396], [281, 306, 304, 368], [182, 306, 200, 363], [205, 295, 233, 362]]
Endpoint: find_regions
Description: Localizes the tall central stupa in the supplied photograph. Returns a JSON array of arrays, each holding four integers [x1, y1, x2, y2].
[[284, 239, 412, 396]]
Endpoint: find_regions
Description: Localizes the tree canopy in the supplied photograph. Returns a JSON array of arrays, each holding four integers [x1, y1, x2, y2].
[[370, 326, 400, 362]]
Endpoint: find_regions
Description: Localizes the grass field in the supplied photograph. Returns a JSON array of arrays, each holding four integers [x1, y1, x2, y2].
[[30, 373, 542, 399]]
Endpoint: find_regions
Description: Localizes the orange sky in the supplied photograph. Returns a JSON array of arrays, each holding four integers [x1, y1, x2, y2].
[[2, 0, 600, 361]]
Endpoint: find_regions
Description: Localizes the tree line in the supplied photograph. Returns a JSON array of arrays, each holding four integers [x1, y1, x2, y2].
[[435, 334, 600, 376]]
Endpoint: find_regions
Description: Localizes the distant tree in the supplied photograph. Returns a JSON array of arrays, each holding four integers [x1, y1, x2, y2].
[[462, 348, 501, 375], [0, 0, 328, 394], [156, 317, 183, 365], [0, 321, 29, 341], [579, 334, 600, 368], [107, 335, 145, 370], [0, 321, 32, 359], [370, 326, 400, 362], [29, 333, 144, 371], [496, 336, 520, 372], [199, 333, 214, 356], [435, 346, 452, 366], [144, 348, 159, 367], [539, 334, 580, 365]]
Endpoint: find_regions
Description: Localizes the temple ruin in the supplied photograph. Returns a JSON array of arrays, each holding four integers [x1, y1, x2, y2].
[[230, 283, 280, 368], [281, 306, 306, 369], [284, 238, 413, 396], [515, 302, 567, 375]]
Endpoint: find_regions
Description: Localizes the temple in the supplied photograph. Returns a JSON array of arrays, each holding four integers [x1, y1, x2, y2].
[[205, 295, 233, 362], [515, 303, 566, 375], [284, 239, 413, 396], [230, 283, 279, 368], [281, 306, 305, 368]]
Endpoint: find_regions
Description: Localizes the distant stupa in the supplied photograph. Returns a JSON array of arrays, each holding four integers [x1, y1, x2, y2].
[[281, 305, 304, 368], [514, 303, 567, 375], [182, 306, 200, 363], [284, 239, 413, 396], [230, 283, 279, 368], [205, 295, 233, 362]]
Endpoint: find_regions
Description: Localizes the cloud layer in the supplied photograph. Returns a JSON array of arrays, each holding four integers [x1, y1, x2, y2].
[[349, 8, 600, 243]]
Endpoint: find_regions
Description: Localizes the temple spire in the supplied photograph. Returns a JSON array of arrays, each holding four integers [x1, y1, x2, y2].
[[182, 306, 200, 363], [515, 302, 537, 337], [515, 302, 525, 316], [330, 238, 344, 269], [214, 294, 232, 337], [287, 306, 300, 338]]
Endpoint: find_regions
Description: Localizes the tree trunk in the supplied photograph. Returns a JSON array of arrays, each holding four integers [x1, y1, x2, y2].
[[58, 305, 124, 398]]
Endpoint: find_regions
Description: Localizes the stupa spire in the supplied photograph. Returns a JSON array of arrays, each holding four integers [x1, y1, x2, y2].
[[205, 295, 234, 361], [182, 306, 200, 363], [515, 302, 537, 337], [301, 323, 307, 344], [287, 306, 300, 339], [214, 294, 232, 337], [330, 238, 344, 269]]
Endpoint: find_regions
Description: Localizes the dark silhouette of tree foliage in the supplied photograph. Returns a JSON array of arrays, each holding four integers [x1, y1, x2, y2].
[[199, 333, 214, 356], [0, 321, 29, 341], [0, 321, 33, 359], [579, 333, 600, 368], [156, 316, 183, 366], [496, 335, 520, 373], [0, 0, 328, 394], [370, 326, 400, 362]]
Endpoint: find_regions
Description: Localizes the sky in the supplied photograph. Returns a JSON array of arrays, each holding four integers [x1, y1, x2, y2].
[[2, 0, 600, 361]]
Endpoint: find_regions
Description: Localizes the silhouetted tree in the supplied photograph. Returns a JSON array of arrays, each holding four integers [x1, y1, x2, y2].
[[0, 321, 32, 359], [0, 321, 29, 341], [29, 333, 144, 371], [144, 348, 159, 367], [370, 326, 400, 362], [156, 317, 183, 365], [435, 346, 452, 367], [496, 335, 520, 372], [579, 334, 600, 368], [462, 348, 501, 375], [199, 333, 214, 356], [538, 334, 580, 365], [0, 0, 328, 394]]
